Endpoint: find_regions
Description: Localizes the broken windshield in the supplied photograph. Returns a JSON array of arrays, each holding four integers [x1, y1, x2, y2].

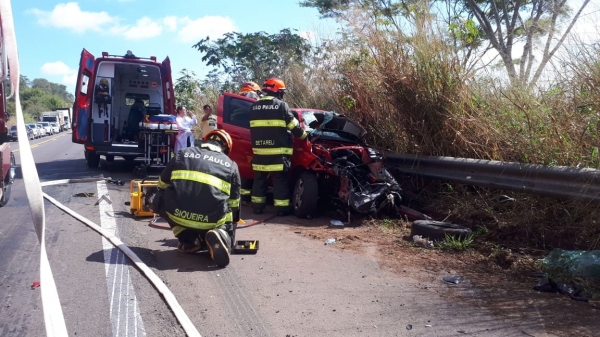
[[300, 110, 364, 144]]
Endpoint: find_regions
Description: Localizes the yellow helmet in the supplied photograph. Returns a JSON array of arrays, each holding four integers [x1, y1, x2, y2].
[[100, 78, 109, 86]]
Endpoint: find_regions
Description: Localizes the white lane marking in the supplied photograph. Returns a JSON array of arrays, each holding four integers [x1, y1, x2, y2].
[[97, 181, 147, 337]]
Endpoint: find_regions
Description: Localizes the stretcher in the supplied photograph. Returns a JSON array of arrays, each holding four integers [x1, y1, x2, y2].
[[133, 115, 178, 177]]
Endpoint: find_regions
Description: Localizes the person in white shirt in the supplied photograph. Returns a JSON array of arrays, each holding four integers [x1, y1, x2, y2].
[[174, 105, 198, 153]]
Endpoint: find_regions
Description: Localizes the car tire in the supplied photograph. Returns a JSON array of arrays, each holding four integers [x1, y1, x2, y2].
[[105, 155, 115, 162], [86, 151, 100, 168], [410, 220, 473, 241], [292, 171, 319, 219], [0, 155, 15, 207], [0, 180, 11, 207]]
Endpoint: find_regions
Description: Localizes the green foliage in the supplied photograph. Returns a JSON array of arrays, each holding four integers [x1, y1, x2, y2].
[[193, 29, 312, 88], [5, 75, 73, 124], [174, 69, 201, 111], [438, 233, 474, 251]]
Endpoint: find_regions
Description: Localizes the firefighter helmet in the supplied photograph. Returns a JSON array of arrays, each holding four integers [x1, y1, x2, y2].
[[240, 81, 260, 93], [204, 129, 233, 155], [262, 78, 286, 93], [99, 78, 109, 86]]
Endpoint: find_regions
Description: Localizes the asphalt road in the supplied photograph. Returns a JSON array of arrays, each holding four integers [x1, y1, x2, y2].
[[0, 132, 556, 337]]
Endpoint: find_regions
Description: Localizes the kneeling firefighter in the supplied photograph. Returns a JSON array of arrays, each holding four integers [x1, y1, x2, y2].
[[249, 78, 308, 216], [153, 129, 241, 267]]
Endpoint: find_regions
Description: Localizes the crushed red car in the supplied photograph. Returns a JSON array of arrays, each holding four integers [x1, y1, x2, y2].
[[217, 92, 404, 220]]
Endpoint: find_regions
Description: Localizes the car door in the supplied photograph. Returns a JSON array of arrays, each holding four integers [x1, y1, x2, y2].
[[72, 49, 95, 144], [218, 92, 255, 179], [161, 57, 175, 115]]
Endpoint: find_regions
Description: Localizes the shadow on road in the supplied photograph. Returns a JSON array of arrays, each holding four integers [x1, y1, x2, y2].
[[85, 242, 227, 273]]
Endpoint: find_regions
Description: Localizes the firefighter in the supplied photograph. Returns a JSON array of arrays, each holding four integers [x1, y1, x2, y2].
[[239, 81, 262, 100], [249, 78, 308, 216], [153, 129, 240, 267]]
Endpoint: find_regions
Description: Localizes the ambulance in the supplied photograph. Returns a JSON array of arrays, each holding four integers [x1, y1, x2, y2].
[[72, 50, 176, 167]]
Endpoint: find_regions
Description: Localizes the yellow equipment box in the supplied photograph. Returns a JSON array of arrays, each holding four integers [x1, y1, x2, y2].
[[129, 179, 158, 217]]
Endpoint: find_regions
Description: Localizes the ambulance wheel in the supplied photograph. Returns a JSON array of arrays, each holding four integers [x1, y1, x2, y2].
[[86, 151, 100, 168], [105, 155, 115, 162], [293, 171, 318, 219], [133, 165, 147, 178]]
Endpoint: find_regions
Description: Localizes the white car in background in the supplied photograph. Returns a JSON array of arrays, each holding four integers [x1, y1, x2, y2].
[[50, 123, 60, 134], [37, 122, 52, 135], [26, 123, 41, 138], [35, 123, 47, 137]]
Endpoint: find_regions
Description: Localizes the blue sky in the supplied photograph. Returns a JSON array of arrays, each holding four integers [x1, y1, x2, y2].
[[9, 1, 600, 95], [11, 1, 334, 94]]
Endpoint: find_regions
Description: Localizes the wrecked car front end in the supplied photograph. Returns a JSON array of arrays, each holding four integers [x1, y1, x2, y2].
[[293, 110, 403, 219]]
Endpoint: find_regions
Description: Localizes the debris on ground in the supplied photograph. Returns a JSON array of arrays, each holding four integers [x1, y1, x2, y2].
[[330, 220, 344, 227], [31, 281, 40, 290], [406, 324, 412, 330], [533, 276, 589, 302], [412, 235, 434, 248], [443, 276, 461, 284], [325, 238, 336, 245], [540, 249, 600, 279], [72, 192, 96, 197]]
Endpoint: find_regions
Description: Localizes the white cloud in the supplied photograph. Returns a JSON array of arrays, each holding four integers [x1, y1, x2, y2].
[[40, 61, 78, 86], [28, 4, 236, 43], [178, 16, 237, 43], [112, 17, 163, 40], [29, 2, 115, 34], [163, 16, 178, 32]]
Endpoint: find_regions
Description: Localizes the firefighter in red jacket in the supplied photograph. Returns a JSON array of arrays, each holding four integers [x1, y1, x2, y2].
[[153, 129, 240, 267], [249, 78, 308, 216]]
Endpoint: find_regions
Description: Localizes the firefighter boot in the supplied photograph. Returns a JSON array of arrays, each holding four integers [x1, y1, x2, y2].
[[205, 228, 231, 267], [177, 240, 201, 253]]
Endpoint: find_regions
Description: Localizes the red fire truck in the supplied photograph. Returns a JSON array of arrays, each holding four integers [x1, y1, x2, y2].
[[0, 10, 14, 207]]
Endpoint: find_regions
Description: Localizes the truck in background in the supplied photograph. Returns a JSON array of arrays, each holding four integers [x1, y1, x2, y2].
[[41, 108, 71, 132], [55, 107, 71, 131]]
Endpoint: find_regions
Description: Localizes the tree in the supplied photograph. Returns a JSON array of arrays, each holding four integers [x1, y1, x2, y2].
[[192, 29, 312, 87], [174, 69, 201, 110], [301, 0, 593, 88]]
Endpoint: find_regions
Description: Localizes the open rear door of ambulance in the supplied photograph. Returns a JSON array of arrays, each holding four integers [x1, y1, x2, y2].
[[72, 49, 94, 144], [161, 57, 175, 115]]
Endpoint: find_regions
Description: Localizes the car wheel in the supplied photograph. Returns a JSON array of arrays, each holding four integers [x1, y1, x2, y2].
[[0, 155, 15, 207], [0, 181, 10, 207], [86, 151, 100, 168], [105, 155, 115, 162], [292, 171, 319, 219], [410, 220, 473, 241]]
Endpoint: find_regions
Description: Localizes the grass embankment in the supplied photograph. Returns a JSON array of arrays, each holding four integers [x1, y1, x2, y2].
[[281, 12, 600, 296]]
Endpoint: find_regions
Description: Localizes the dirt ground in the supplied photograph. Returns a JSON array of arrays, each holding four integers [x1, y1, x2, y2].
[[273, 215, 600, 337]]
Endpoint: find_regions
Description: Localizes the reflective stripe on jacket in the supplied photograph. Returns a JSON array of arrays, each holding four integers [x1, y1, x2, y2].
[[249, 96, 307, 172], [158, 143, 241, 230]]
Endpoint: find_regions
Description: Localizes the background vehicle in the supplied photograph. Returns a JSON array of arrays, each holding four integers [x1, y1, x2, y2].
[[38, 121, 53, 135], [56, 107, 72, 130], [42, 109, 70, 132], [26, 123, 41, 138], [0, 16, 14, 207], [218, 92, 403, 219], [50, 123, 60, 134], [35, 123, 47, 137], [72, 49, 175, 168], [10, 125, 34, 140]]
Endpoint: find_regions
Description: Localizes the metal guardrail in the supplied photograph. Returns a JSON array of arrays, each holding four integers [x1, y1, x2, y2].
[[384, 153, 600, 201]]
